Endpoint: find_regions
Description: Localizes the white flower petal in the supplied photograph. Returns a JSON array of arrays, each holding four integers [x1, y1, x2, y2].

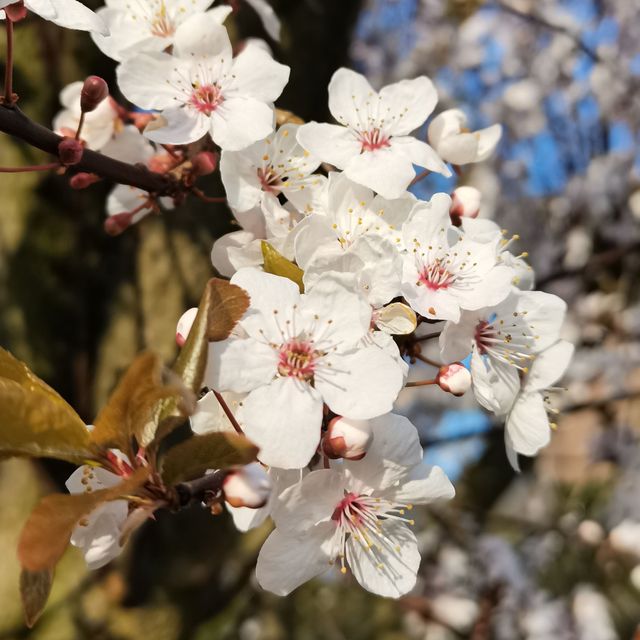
[[327, 67, 376, 129], [256, 523, 334, 595], [316, 347, 403, 420], [206, 338, 277, 393], [506, 392, 551, 456], [386, 464, 455, 504], [172, 12, 231, 59], [346, 520, 420, 598], [391, 136, 451, 177], [296, 122, 361, 170], [525, 340, 574, 393], [378, 76, 438, 136], [240, 378, 324, 469], [210, 97, 276, 151]]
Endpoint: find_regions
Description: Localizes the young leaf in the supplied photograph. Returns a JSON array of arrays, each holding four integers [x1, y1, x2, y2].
[[261, 241, 304, 292], [152, 279, 250, 447], [161, 432, 258, 485], [0, 377, 94, 464], [17, 467, 150, 573], [20, 568, 53, 628], [91, 352, 194, 450]]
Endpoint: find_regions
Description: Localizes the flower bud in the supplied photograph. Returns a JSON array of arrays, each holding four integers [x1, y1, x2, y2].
[[70, 172, 100, 189], [80, 76, 109, 113], [223, 463, 272, 508], [436, 363, 471, 397], [322, 417, 373, 461], [191, 151, 218, 177], [58, 138, 84, 166], [176, 307, 198, 347], [104, 212, 133, 236], [450, 186, 481, 222], [5, 1, 27, 21]]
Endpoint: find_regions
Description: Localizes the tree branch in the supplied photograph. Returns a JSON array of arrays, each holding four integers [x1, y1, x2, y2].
[[0, 105, 179, 196]]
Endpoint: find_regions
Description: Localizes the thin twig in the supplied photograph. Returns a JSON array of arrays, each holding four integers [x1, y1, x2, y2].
[[213, 390, 244, 434], [0, 162, 60, 173], [405, 379, 437, 388]]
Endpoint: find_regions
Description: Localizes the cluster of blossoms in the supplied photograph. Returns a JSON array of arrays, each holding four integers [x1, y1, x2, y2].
[[5, 0, 572, 600]]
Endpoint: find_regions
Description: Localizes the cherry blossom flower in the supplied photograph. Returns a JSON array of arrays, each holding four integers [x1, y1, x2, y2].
[[439, 290, 567, 414], [295, 173, 416, 306], [206, 268, 405, 469], [92, 0, 230, 62], [297, 68, 450, 199], [427, 108, 502, 165], [255, 413, 455, 598], [0, 0, 108, 33], [504, 340, 574, 467], [65, 463, 129, 569], [53, 81, 119, 150], [400, 193, 513, 322], [117, 13, 290, 148], [220, 123, 325, 217]]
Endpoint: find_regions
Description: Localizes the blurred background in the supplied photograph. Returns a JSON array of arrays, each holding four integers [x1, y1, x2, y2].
[[1, 0, 640, 637]]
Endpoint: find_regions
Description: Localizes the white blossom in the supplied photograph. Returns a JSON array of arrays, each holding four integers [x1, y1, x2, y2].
[[117, 13, 289, 148], [1, 0, 108, 34], [401, 193, 513, 322], [297, 68, 450, 199], [427, 108, 502, 165], [206, 268, 405, 469], [255, 413, 455, 598], [92, 0, 230, 62]]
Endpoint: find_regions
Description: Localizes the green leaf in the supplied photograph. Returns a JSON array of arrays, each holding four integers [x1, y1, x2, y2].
[[161, 432, 258, 485], [91, 352, 194, 450], [17, 467, 150, 573], [20, 568, 53, 628], [152, 279, 250, 447], [261, 241, 304, 292], [0, 348, 95, 463]]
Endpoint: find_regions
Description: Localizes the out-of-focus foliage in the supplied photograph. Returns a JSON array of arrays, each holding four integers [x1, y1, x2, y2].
[[1, 0, 640, 638]]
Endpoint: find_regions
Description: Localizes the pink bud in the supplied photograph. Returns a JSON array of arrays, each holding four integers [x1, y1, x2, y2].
[[5, 1, 27, 21], [70, 172, 101, 189], [58, 138, 84, 166], [322, 417, 373, 461], [436, 363, 471, 397], [223, 463, 271, 508], [80, 76, 109, 113], [191, 151, 218, 177], [104, 212, 133, 236], [176, 307, 198, 346], [450, 186, 481, 223]]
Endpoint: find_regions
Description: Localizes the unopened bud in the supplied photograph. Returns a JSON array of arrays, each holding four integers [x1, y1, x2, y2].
[[104, 212, 133, 236], [322, 417, 373, 461], [176, 307, 198, 346], [70, 172, 100, 189], [223, 463, 271, 508], [436, 363, 471, 397], [5, 1, 27, 21], [450, 186, 481, 223], [58, 138, 84, 166], [80, 76, 109, 113], [191, 151, 218, 177]]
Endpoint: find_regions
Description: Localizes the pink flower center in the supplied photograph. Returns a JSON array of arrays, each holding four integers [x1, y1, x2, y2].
[[277, 339, 317, 380], [475, 319, 498, 355], [418, 260, 455, 290], [189, 84, 224, 116], [359, 128, 391, 153], [150, 14, 174, 37], [331, 492, 364, 524], [258, 167, 282, 193]]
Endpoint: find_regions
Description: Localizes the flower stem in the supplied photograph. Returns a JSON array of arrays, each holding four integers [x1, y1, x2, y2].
[[414, 353, 443, 368], [3, 19, 14, 106], [75, 112, 86, 140], [405, 379, 437, 388], [409, 168, 430, 187], [213, 390, 244, 435]]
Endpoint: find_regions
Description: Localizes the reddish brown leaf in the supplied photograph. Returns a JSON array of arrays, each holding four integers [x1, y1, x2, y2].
[[20, 568, 53, 628]]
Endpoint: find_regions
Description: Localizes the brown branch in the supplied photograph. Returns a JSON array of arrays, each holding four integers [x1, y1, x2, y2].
[[0, 105, 178, 196]]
